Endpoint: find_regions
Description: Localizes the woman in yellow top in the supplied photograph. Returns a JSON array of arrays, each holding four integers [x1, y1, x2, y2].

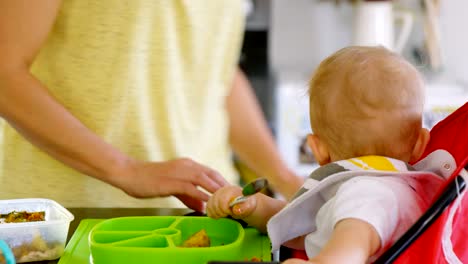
[[0, 0, 303, 210]]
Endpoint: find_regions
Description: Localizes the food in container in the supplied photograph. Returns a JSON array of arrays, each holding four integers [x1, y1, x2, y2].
[[0, 199, 74, 263], [1, 211, 45, 223]]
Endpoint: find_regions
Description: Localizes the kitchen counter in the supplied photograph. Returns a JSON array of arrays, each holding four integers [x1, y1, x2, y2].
[[31, 207, 193, 264]]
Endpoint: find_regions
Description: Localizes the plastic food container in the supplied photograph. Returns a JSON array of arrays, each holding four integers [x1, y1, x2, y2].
[[89, 216, 250, 264], [0, 198, 74, 263]]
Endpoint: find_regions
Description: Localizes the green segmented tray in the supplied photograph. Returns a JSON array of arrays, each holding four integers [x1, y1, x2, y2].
[[59, 217, 271, 264]]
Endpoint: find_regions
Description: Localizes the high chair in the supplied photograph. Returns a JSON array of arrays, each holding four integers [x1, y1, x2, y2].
[[289, 102, 468, 264], [375, 101, 468, 264]]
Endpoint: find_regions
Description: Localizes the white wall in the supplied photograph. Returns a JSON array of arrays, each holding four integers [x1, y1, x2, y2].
[[269, 0, 353, 77], [440, 0, 468, 86], [269, 0, 468, 85]]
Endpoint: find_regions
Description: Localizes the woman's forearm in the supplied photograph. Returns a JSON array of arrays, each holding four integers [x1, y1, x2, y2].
[[227, 68, 303, 199], [0, 0, 132, 188], [0, 68, 132, 187]]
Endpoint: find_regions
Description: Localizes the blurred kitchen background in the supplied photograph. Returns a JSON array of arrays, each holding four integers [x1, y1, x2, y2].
[[240, 0, 468, 177]]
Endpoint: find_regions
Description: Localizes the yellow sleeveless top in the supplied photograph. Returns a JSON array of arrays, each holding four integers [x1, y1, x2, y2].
[[0, 0, 243, 207]]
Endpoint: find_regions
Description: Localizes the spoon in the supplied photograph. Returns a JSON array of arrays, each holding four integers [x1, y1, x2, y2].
[[229, 178, 268, 207]]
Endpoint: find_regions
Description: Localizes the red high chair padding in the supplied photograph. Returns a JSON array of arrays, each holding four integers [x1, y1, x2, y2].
[[390, 101, 468, 264]]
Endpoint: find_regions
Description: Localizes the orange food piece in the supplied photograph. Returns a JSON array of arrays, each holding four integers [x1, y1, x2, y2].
[[181, 229, 211, 247], [246, 256, 262, 262]]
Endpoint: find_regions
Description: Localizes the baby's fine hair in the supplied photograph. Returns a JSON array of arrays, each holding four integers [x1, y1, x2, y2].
[[309, 46, 425, 161]]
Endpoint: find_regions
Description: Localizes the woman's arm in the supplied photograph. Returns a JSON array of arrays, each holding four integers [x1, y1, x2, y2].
[[0, 0, 130, 186], [0, 1, 227, 211], [226, 68, 303, 199]]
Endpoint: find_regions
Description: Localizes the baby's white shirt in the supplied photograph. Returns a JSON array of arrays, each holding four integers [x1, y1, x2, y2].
[[304, 175, 426, 260]]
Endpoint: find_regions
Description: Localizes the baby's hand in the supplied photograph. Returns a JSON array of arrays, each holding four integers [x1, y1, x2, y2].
[[206, 185, 257, 219]]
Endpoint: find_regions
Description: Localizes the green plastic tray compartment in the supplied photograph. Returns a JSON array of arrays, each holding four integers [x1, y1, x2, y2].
[[89, 216, 246, 264]]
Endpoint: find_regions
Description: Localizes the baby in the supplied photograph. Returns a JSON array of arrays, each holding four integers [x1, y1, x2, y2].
[[207, 46, 445, 264]]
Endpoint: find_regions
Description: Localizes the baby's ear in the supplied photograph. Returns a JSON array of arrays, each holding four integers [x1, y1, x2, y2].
[[307, 134, 331, 165], [409, 128, 430, 163]]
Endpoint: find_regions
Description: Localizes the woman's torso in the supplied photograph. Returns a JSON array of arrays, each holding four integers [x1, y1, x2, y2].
[[0, 0, 244, 207]]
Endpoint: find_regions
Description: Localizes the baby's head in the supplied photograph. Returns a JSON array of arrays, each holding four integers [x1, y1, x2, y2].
[[307, 46, 429, 165]]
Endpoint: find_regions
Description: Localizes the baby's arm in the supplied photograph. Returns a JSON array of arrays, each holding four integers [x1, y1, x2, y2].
[[206, 185, 286, 233], [309, 218, 380, 263], [282, 218, 380, 264]]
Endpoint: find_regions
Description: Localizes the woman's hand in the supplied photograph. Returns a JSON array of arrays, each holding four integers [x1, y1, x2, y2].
[[115, 158, 228, 212]]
